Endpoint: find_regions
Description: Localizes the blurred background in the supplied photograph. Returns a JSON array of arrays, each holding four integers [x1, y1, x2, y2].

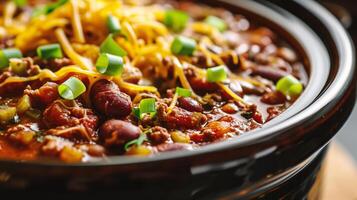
[[317, 0, 357, 161]]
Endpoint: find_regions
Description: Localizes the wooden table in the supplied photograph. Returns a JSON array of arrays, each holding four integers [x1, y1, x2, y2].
[[321, 142, 357, 199]]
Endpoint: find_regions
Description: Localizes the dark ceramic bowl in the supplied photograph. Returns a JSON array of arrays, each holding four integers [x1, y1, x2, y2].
[[0, 0, 355, 199]]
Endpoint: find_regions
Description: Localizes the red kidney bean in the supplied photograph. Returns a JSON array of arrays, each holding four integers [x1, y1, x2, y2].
[[157, 103, 207, 130], [202, 121, 233, 141], [188, 76, 218, 94], [99, 119, 141, 147], [91, 79, 132, 119], [178, 97, 203, 112], [261, 91, 286, 105], [86, 144, 106, 157], [221, 103, 239, 114], [251, 66, 289, 82], [240, 81, 265, 95]]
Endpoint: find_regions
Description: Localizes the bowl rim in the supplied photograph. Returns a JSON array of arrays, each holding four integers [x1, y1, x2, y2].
[[1, 0, 355, 167]]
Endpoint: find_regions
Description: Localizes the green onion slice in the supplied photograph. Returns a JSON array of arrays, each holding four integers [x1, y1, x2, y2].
[[204, 16, 227, 32], [96, 53, 124, 76], [0, 48, 23, 69], [164, 10, 189, 32], [207, 65, 227, 82], [124, 129, 150, 151], [37, 44, 63, 60], [171, 36, 196, 56], [14, 0, 27, 7], [276, 75, 303, 97], [176, 87, 191, 97], [100, 34, 127, 57], [133, 98, 157, 120], [107, 15, 121, 34], [140, 98, 156, 114], [58, 77, 86, 100], [32, 0, 68, 17]]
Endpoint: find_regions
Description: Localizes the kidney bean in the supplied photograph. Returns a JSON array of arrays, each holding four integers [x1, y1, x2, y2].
[[202, 121, 234, 141], [99, 119, 141, 147], [277, 47, 297, 63], [78, 144, 106, 157], [261, 91, 286, 105], [251, 66, 289, 82], [156, 143, 192, 152], [148, 126, 170, 145], [221, 103, 239, 114], [157, 103, 207, 130], [121, 64, 142, 84], [178, 97, 203, 112], [91, 79, 132, 119], [240, 81, 265, 95], [189, 76, 218, 93]]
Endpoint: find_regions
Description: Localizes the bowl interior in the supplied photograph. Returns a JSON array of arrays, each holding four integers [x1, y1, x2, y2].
[[1, 0, 353, 167]]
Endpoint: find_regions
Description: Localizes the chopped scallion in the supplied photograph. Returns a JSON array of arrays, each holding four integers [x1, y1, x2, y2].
[[32, 0, 68, 17], [176, 87, 191, 97], [107, 15, 121, 34], [164, 10, 189, 32], [124, 129, 150, 151], [37, 44, 63, 60], [276, 75, 303, 97], [0, 48, 23, 69], [133, 98, 157, 120], [96, 53, 124, 76], [100, 34, 127, 57], [207, 65, 227, 82], [10, 58, 27, 75], [14, 0, 27, 7], [58, 77, 86, 100], [171, 36, 196, 56], [204, 16, 227, 32], [140, 98, 156, 115]]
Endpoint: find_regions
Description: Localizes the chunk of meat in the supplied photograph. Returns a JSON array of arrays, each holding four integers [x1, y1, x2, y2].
[[34, 57, 73, 71], [9, 57, 41, 76], [91, 79, 132, 119], [157, 103, 207, 130], [42, 101, 99, 140], [99, 119, 141, 147], [266, 106, 285, 122], [41, 136, 74, 156], [0, 71, 27, 97], [148, 126, 170, 145], [122, 64, 142, 84], [185, 68, 218, 94], [25, 82, 59, 108], [156, 143, 192, 152]]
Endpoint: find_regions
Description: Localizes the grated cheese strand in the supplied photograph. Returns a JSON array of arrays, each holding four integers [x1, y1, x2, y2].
[[55, 28, 92, 70], [70, 0, 86, 43]]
